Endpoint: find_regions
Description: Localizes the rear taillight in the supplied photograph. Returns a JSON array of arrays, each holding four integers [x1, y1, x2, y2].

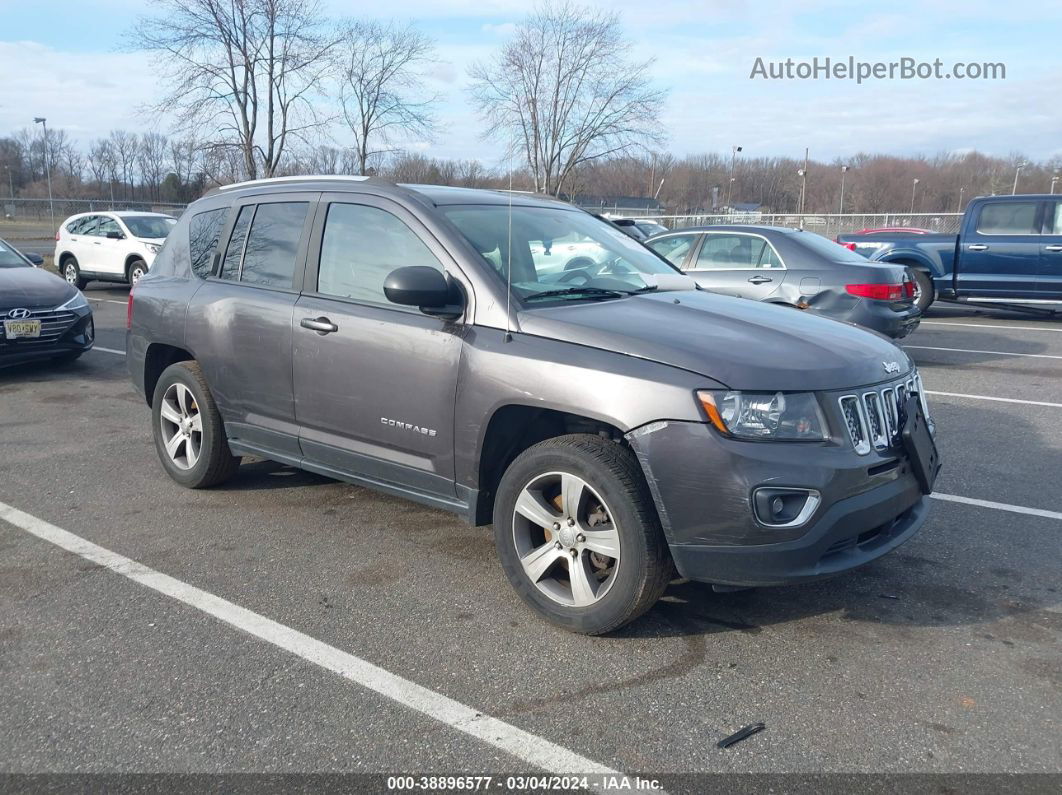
[[904, 280, 916, 298], [55, 230, 60, 241], [846, 283, 904, 301], [126, 292, 134, 329], [839, 241, 857, 251]]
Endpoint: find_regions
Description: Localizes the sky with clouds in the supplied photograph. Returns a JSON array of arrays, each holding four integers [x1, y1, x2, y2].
[[1, 0, 1059, 168]]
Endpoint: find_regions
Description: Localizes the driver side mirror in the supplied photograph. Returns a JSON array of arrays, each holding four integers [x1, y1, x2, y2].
[[24, 252, 44, 267], [106, 230, 124, 240], [383, 266, 463, 320]]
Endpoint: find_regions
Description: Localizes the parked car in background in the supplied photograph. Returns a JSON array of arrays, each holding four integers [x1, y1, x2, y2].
[[604, 217, 669, 241], [129, 177, 937, 635], [0, 236, 94, 366], [646, 225, 920, 339], [55, 211, 177, 289], [835, 195, 1062, 311], [836, 227, 934, 253]]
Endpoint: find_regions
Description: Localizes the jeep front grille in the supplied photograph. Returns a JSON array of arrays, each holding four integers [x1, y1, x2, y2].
[[839, 376, 923, 455]]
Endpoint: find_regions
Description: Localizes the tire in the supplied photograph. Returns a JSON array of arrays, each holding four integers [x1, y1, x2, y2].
[[493, 434, 673, 635], [127, 258, 148, 286], [151, 361, 240, 488], [62, 257, 88, 290], [910, 268, 935, 312]]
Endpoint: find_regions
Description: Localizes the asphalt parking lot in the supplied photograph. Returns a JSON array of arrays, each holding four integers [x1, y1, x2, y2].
[[1, 285, 1060, 785]]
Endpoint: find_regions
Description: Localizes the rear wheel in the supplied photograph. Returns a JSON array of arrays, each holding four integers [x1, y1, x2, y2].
[[493, 434, 673, 635], [63, 258, 87, 290], [910, 268, 934, 312], [151, 361, 240, 488], [127, 258, 148, 285]]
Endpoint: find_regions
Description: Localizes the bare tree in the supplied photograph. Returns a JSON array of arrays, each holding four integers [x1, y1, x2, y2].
[[110, 130, 139, 199], [88, 139, 116, 201], [335, 19, 438, 174], [469, 1, 666, 196], [169, 136, 201, 187], [138, 132, 169, 200], [134, 0, 335, 180]]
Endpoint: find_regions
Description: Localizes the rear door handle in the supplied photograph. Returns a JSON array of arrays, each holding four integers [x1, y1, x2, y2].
[[1045, 244, 1062, 252], [300, 316, 338, 335], [968, 244, 989, 251], [747, 275, 773, 284]]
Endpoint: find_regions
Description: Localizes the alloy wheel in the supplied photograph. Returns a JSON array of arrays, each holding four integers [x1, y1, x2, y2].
[[64, 263, 78, 285], [512, 471, 621, 607], [159, 382, 203, 470]]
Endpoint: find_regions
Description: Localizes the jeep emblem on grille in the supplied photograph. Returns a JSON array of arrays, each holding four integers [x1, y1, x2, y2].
[[882, 361, 900, 374], [7, 308, 31, 319]]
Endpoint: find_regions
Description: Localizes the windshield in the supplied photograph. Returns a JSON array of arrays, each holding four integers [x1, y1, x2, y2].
[[0, 239, 29, 268], [122, 215, 176, 239], [441, 204, 682, 302], [791, 230, 874, 263]]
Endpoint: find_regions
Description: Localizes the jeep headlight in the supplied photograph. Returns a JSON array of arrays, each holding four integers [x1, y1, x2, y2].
[[697, 390, 827, 441]]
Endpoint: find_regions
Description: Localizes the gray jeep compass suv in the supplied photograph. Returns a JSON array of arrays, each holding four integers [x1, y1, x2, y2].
[[127, 177, 939, 634]]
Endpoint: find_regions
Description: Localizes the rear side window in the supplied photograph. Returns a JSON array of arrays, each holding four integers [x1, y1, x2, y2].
[[240, 202, 308, 288], [188, 208, 229, 278], [976, 202, 1039, 235], [317, 203, 443, 306], [220, 206, 254, 281], [1049, 202, 1062, 236]]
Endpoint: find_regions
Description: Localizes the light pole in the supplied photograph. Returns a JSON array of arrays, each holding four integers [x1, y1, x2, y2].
[[957, 185, 965, 212], [4, 165, 12, 199], [1051, 174, 1059, 195], [838, 165, 849, 214], [797, 169, 807, 217], [33, 117, 54, 231], [725, 145, 742, 211], [1012, 161, 1027, 195], [910, 178, 920, 214]]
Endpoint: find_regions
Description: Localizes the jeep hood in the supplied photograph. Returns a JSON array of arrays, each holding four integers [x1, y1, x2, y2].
[[517, 290, 913, 391]]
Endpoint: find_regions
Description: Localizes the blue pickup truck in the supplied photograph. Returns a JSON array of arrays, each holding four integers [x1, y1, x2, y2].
[[837, 195, 1062, 312]]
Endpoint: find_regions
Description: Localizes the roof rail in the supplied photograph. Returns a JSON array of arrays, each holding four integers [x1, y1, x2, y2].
[[216, 175, 371, 191]]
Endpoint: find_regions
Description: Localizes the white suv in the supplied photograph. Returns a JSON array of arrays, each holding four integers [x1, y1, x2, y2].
[[55, 211, 177, 289]]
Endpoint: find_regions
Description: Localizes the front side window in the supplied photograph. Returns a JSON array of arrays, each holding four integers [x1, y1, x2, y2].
[[239, 202, 308, 288], [695, 235, 765, 269], [317, 203, 443, 306], [647, 234, 696, 267], [96, 217, 122, 238], [1048, 202, 1062, 236], [441, 205, 680, 303], [976, 202, 1039, 235], [189, 208, 230, 279]]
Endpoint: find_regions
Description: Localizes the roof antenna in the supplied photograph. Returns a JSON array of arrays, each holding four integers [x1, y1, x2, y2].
[[504, 128, 514, 343]]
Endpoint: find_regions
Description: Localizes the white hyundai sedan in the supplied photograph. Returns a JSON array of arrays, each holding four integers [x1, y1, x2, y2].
[[54, 211, 177, 289]]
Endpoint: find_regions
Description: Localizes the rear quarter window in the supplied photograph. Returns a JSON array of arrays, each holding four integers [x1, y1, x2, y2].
[[189, 208, 231, 279]]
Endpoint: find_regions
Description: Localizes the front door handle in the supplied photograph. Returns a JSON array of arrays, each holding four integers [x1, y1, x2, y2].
[[747, 275, 773, 284], [968, 244, 989, 251], [1045, 244, 1062, 252], [300, 316, 338, 335]]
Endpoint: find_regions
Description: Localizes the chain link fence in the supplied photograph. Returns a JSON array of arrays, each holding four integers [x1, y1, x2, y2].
[[2, 198, 188, 224], [623, 211, 964, 238]]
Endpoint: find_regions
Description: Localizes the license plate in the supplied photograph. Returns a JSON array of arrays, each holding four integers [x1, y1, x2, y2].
[[900, 394, 940, 494], [3, 319, 41, 338]]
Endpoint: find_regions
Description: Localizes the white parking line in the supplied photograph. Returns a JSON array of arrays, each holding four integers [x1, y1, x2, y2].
[[0, 501, 622, 780], [922, 321, 1062, 333], [930, 493, 1062, 521], [92, 346, 126, 356], [906, 345, 1062, 361], [925, 390, 1062, 409]]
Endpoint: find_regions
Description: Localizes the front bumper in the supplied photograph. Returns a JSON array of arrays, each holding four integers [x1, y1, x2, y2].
[[0, 307, 94, 366], [627, 419, 928, 587]]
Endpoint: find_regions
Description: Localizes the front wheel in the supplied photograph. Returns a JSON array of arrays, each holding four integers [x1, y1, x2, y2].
[[151, 361, 240, 488], [493, 434, 673, 635], [910, 269, 935, 312]]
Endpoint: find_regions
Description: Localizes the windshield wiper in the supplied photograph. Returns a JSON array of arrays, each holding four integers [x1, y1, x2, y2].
[[523, 287, 628, 302]]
